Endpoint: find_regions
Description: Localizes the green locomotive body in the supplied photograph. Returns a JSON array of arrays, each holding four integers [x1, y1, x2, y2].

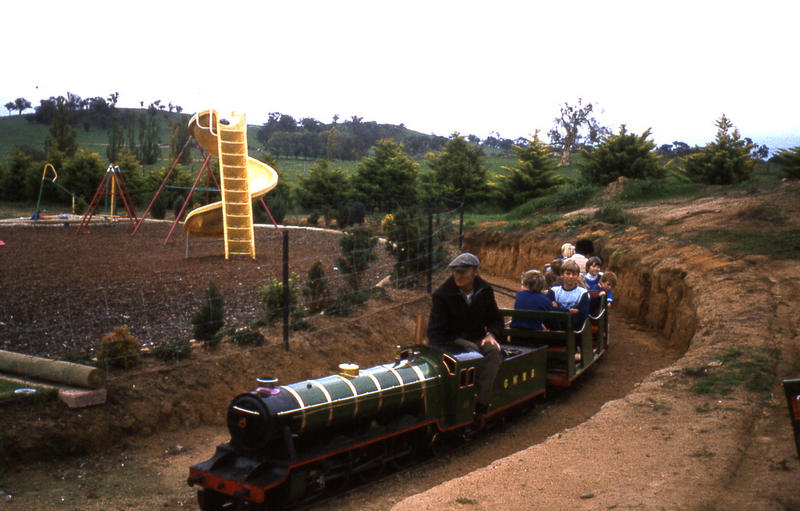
[[189, 297, 609, 510]]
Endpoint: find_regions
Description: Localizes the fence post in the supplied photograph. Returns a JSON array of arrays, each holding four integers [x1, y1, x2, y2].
[[427, 212, 433, 294], [458, 202, 464, 251], [282, 230, 290, 351]]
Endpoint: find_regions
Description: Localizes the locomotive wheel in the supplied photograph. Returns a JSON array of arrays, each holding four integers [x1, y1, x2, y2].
[[197, 489, 268, 511], [197, 489, 228, 511]]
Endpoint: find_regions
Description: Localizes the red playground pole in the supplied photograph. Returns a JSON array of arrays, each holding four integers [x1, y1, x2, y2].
[[164, 154, 211, 245]]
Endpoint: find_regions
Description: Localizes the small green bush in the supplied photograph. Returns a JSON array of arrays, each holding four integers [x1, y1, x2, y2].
[[593, 204, 630, 225], [324, 288, 371, 317], [152, 337, 192, 362], [259, 274, 308, 327], [230, 328, 266, 346], [303, 261, 329, 313], [97, 326, 140, 370], [336, 226, 377, 290], [192, 282, 225, 341]]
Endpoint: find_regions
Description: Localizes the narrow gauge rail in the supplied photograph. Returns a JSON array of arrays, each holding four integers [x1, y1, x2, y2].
[[188, 294, 610, 510]]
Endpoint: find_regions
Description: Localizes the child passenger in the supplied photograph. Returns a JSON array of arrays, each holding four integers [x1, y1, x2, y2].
[[511, 270, 554, 331], [583, 256, 603, 291], [547, 260, 589, 330], [599, 271, 617, 308], [545, 258, 563, 288]]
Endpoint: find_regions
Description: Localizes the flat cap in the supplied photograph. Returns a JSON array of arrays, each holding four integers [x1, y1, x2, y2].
[[448, 252, 480, 269]]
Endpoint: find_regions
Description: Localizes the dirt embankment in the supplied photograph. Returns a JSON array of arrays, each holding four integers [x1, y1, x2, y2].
[[392, 210, 800, 510], [0, 289, 430, 463]]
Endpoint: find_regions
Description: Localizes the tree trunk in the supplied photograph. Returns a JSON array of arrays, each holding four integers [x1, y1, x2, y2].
[[559, 146, 572, 166]]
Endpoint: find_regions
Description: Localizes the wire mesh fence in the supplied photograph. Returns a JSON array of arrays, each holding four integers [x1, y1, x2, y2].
[[0, 204, 463, 401]]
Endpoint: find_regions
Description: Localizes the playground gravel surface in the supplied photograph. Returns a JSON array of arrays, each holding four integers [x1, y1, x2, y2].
[[0, 220, 380, 359]]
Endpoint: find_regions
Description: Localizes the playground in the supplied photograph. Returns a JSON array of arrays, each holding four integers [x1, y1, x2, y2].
[[0, 220, 398, 360]]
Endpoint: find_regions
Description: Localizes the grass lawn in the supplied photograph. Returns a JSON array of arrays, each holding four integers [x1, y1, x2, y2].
[[0, 378, 54, 401]]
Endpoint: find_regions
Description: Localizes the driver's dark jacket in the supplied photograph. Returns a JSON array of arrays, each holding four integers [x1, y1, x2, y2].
[[427, 275, 505, 346]]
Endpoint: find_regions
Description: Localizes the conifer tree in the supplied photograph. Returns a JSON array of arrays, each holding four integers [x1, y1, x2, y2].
[[352, 138, 418, 212], [426, 133, 487, 204], [494, 131, 558, 207], [579, 125, 663, 185], [773, 146, 800, 179], [684, 115, 754, 184]]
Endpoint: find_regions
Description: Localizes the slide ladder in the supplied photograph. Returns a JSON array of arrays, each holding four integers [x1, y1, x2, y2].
[[183, 110, 278, 259], [217, 115, 255, 258]]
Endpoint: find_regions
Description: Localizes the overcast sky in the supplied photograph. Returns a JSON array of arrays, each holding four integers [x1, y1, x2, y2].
[[3, 0, 799, 150]]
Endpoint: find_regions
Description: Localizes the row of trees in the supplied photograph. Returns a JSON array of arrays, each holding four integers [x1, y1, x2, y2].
[[257, 113, 450, 160], [288, 113, 797, 223], [10, 92, 779, 171], [2, 89, 798, 222], [3, 111, 796, 225]]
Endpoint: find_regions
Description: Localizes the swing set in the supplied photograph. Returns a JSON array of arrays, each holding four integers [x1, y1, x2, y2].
[[31, 163, 88, 220], [74, 164, 138, 235]]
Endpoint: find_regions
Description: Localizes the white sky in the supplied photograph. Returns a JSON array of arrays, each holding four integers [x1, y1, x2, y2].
[[3, 0, 799, 149]]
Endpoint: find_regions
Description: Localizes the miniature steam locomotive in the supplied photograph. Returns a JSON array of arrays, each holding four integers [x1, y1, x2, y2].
[[188, 301, 609, 510]]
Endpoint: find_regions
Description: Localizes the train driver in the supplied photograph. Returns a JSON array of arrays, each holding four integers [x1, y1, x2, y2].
[[426, 252, 505, 422]]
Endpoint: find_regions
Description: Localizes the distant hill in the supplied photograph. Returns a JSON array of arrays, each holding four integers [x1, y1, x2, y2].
[[0, 108, 448, 165]]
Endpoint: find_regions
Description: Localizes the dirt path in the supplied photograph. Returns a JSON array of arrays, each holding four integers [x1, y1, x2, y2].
[[0, 315, 678, 510]]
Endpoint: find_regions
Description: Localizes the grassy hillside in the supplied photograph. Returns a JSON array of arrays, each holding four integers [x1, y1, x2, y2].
[[0, 111, 520, 184]]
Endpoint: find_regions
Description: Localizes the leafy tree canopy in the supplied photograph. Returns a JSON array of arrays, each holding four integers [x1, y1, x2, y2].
[[44, 96, 77, 158], [548, 98, 609, 166]]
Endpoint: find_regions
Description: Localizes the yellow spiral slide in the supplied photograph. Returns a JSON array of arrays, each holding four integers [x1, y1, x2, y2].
[[183, 110, 278, 259]]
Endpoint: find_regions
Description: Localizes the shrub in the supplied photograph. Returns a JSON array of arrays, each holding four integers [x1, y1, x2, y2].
[[97, 326, 140, 369], [336, 226, 377, 290], [494, 133, 558, 208], [192, 282, 224, 341], [579, 126, 664, 185], [593, 203, 630, 225], [684, 115, 755, 185], [230, 328, 266, 346], [303, 261, 329, 313], [152, 337, 192, 362], [257, 180, 292, 224], [336, 201, 366, 229], [259, 274, 308, 328], [382, 210, 449, 288], [324, 288, 371, 317], [149, 193, 168, 220], [772, 146, 800, 179]]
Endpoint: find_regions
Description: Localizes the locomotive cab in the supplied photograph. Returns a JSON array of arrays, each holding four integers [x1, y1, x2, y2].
[[437, 346, 485, 427]]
